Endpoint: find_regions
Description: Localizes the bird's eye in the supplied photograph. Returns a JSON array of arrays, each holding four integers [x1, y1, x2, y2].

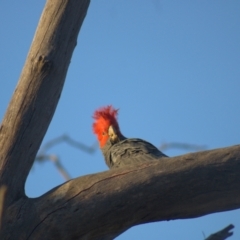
[[102, 132, 106, 136]]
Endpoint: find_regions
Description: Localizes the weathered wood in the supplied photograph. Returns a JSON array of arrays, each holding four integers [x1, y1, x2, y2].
[[1, 0, 240, 239], [1, 145, 240, 239], [0, 0, 90, 207]]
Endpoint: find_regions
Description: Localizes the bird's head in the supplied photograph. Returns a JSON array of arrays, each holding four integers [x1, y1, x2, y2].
[[92, 105, 123, 148]]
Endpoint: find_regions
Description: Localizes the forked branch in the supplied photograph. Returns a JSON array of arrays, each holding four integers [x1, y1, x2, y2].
[[1, 145, 239, 239], [0, 0, 90, 206]]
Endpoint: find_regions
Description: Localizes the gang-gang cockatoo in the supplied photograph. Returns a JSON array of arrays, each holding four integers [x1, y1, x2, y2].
[[92, 105, 168, 169]]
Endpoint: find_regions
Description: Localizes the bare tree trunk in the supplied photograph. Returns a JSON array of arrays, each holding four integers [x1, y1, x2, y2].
[[0, 0, 240, 239], [0, 0, 90, 207], [1, 145, 240, 239], [0, 0, 90, 237]]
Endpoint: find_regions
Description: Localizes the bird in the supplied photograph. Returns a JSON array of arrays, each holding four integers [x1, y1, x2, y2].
[[92, 105, 168, 169]]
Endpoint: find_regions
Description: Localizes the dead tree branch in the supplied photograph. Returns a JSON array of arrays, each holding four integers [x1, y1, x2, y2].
[[0, 0, 90, 207], [0, 185, 7, 229], [36, 154, 71, 180], [1, 145, 240, 239], [205, 224, 234, 240], [159, 142, 207, 151], [0, 0, 239, 239], [35, 135, 98, 180], [38, 135, 97, 155]]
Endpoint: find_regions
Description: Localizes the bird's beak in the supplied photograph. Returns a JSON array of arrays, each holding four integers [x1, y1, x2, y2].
[[108, 125, 119, 144]]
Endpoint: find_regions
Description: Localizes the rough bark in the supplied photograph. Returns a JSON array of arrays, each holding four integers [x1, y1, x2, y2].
[[1, 145, 240, 239], [0, 0, 90, 207], [0, 0, 240, 239]]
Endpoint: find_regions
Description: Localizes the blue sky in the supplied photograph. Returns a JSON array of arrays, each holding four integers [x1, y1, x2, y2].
[[0, 1, 240, 239]]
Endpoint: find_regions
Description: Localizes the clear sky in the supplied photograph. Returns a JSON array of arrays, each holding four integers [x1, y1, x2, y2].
[[0, 1, 240, 239]]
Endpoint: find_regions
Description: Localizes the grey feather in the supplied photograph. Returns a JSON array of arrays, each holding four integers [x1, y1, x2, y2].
[[101, 138, 168, 169]]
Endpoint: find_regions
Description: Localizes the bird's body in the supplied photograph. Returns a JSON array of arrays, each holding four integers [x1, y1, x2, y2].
[[92, 106, 167, 169], [102, 138, 167, 169]]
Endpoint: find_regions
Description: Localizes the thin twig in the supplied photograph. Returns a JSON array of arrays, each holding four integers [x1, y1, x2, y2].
[[35, 135, 98, 180], [159, 142, 207, 151], [36, 154, 71, 180], [39, 134, 98, 154], [205, 224, 234, 240]]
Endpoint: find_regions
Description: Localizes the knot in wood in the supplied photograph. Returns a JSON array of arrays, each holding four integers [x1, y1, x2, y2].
[[37, 55, 52, 74]]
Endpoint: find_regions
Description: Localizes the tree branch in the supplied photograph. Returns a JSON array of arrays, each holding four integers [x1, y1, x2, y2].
[[1, 1, 239, 239], [38, 135, 97, 155], [0, 185, 7, 229], [36, 154, 72, 180], [1, 145, 240, 239], [205, 224, 234, 240], [0, 0, 90, 206], [35, 135, 97, 180], [159, 142, 207, 151]]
